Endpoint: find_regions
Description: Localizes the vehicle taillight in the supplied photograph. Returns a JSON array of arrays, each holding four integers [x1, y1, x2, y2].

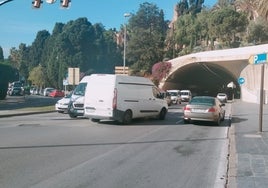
[[208, 107, 216, 112], [113, 88, 117, 110], [184, 106, 191, 111]]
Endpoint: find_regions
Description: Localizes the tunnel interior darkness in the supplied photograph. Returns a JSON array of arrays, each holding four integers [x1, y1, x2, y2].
[[165, 62, 240, 98]]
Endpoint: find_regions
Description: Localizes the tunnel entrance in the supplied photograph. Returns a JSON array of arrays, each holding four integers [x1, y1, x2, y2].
[[164, 62, 240, 99]]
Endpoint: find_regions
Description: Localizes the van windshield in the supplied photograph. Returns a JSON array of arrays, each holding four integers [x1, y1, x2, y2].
[[168, 92, 178, 96], [180, 92, 189, 95], [73, 83, 87, 96]]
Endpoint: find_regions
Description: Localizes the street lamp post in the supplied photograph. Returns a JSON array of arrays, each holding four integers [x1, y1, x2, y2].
[[123, 13, 131, 74]]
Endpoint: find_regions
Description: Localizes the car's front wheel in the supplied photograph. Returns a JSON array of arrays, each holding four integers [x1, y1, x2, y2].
[[69, 113, 77, 118]]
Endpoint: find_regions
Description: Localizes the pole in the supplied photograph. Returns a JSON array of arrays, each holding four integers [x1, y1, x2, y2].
[[73, 68, 75, 88], [123, 23, 126, 74], [259, 63, 265, 132], [172, 23, 175, 58], [123, 13, 131, 75]]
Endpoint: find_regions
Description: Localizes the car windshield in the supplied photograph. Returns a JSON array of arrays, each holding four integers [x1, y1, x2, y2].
[[73, 83, 87, 96], [190, 97, 215, 105], [13, 82, 23, 87]]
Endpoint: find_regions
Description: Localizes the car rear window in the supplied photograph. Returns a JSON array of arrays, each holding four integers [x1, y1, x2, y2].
[[190, 97, 215, 105]]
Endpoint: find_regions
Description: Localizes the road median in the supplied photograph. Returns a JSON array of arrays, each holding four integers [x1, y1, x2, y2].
[[0, 105, 55, 118]]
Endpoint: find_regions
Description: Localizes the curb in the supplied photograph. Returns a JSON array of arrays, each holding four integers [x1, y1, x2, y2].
[[0, 110, 55, 118], [227, 121, 237, 188]]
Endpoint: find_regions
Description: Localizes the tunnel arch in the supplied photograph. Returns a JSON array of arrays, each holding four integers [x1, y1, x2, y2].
[[158, 44, 268, 103], [162, 62, 240, 98]]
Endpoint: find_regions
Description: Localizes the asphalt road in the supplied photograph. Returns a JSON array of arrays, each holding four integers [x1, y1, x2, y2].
[[0, 103, 232, 188]]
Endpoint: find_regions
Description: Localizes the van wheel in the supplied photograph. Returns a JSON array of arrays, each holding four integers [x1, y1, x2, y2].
[[122, 110, 132, 125], [91, 118, 100, 122], [159, 108, 167, 120]]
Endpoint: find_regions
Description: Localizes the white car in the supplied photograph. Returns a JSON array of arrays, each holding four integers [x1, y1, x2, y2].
[[216, 93, 228, 103], [55, 94, 71, 113], [43, 87, 55, 96]]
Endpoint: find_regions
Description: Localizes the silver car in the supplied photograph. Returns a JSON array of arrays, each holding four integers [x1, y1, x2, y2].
[[183, 96, 225, 125]]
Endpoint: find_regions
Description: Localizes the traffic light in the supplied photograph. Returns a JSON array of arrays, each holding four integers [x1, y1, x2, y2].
[[46, 0, 56, 3], [32, 0, 42, 8], [60, 0, 70, 8]]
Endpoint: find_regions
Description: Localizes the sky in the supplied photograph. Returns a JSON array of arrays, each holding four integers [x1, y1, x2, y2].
[[0, 0, 217, 58]]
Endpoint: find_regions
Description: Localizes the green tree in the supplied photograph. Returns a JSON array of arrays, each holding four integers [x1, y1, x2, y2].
[[127, 2, 167, 73], [0, 62, 18, 99], [216, 0, 235, 8], [29, 30, 50, 70], [0, 46, 4, 61], [195, 9, 211, 47], [176, 0, 189, 16], [176, 0, 204, 16], [208, 7, 248, 48], [28, 64, 46, 89], [174, 14, 197, 54], [8, 43, 30, 82]]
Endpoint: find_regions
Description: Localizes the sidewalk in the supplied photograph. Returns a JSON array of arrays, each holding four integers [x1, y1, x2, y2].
[[228, 100, 268, 188], [0, 108, 55, 118]]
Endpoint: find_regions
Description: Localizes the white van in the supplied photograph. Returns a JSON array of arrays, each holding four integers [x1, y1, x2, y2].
[[84, 74, 168, 124], [68, 76, 90, 118], [180, 90, 192, 102], [167, 90, 181, 104]]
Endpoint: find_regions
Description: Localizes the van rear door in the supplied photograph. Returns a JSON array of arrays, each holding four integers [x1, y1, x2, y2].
[[85, 75, 116, 118]]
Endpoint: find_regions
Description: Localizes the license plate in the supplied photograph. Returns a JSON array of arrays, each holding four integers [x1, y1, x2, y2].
[[192, 109, 205, 113]]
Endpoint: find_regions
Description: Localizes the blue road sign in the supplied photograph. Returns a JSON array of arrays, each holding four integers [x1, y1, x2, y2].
[[253, 53, 267, 64], [238, 77, 245, 85]]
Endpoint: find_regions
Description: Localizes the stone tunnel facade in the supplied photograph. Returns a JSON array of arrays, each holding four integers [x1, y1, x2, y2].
[[159, 44, 268, 104]]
